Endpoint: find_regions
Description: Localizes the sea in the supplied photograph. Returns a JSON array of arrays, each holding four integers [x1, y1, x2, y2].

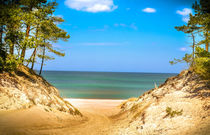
[[41, 71, 177, 99]]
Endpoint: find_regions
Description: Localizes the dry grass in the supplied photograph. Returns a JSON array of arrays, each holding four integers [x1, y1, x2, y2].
[[118, 97, 138, 109], [133, 101, 152, 119]]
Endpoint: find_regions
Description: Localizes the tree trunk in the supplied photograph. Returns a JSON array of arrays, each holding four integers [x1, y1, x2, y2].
[[39, 46, 45, 75], [192, 33, 195, 67], [31, 26, 39, 70], [0, 25, 3, 46], [205, 31, 209, 52], [20, 6, 33, 61], [20, 24, 30, 61], [26, 48, 36, 67], [27, 26, 39, 68], [7, 25, 15, 55], [31, 48, 37, 70], [9, 43, 14, 55]]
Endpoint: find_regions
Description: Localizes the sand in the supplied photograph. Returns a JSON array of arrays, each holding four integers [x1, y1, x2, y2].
[[66, 98, 124, 115], [0, 98, 124, 135]]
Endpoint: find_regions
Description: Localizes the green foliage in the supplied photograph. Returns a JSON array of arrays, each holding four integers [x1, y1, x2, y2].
[[37, 54, 55, 61], [169, 54, 193, 66], [195, 47, 210, 57], [171, 0, 210, 80], [0, 55, 21, 72], [0, 57, 4, 72], [165, 107, 183, 118], [0, 0, 69, 73], [193, 47, 210, 79]]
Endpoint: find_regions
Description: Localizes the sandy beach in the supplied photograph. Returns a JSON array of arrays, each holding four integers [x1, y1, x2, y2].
[[0, 98, 125, 135], [65, 98, 124, 115]]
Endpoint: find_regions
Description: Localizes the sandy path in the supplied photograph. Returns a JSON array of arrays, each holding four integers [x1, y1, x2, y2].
[[63, 99, 124, 135], [0, 99, 124, 135]]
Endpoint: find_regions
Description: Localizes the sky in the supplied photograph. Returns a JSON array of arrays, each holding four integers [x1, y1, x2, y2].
[[35, 0, 196, 73]]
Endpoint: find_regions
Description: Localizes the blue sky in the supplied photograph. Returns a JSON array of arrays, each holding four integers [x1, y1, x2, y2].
[[35, 0, 196, 73]]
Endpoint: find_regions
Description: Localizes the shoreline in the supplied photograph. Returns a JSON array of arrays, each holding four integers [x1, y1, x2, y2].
[[65, 98, 125, 101], [65, 98, 125, 116], [65, 98, 125, 107]]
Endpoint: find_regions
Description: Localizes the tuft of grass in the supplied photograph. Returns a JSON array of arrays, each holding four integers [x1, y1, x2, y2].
[[74, 109, 82, 116], [133, 102, 151, 119], [165, 107, 183, 118], [119, 97, 138, 109]]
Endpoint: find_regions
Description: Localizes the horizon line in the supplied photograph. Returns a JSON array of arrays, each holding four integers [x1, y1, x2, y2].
[[35, 69, 179, 74]]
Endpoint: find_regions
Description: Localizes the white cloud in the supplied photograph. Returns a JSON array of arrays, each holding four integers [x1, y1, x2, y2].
[[130, 23, 138, 30], [176, 8, 192, 23], [176, 8, 192, 16], [142, 8, 156, 13], [64, 0, 118, 13], [79, 42, 121, 46], [90, 25, 109, 31], [114, 23, 119, 27], [114, 23, 138, 30], [182, 17, 190, 23], [114, 23, 127, 27], [56, 15, 64, 18], [119, 23, 127, 27], [52, 44, 61, 48], [180, 47, 187, 51]]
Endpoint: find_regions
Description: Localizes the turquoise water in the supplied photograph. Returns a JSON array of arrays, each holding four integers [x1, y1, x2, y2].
[[41, 71, 177, 99]]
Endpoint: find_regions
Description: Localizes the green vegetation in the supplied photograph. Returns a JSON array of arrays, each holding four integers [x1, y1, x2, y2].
[[170, 0, 210, 80], [0, 0, 70, 74], [165, 107, 183, 118]]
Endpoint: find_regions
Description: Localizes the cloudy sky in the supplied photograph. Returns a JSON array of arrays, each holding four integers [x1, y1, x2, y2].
[[38, 0, 195, 73]]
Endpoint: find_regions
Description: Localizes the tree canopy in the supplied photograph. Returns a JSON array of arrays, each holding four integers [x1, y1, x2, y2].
[[171, 0, 210, 80], [0, 0, 70, 74]]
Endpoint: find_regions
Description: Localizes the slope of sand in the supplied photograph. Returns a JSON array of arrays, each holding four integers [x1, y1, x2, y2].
[[0, 99, 124, 135], [0, 66, 80, 114], [109, 70, 210, 135]]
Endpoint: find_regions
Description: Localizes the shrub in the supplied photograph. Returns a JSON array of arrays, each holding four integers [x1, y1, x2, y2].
[[0, 54, 21, 72], [193, 47, 210, 80], [170, 47, 210, 80], [165, 107, 183, 118], [194, 57, 210, 79]]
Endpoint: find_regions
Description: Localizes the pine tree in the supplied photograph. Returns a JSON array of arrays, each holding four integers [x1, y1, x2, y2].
[[0, 0, 70, 72], [191, 0, 210, 51], [175, 17, 199, 66], [172, 0, 210, 79], [38, 15, 70, 75], [0, 0, 20, 53], [19, 0, 47, 62]]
